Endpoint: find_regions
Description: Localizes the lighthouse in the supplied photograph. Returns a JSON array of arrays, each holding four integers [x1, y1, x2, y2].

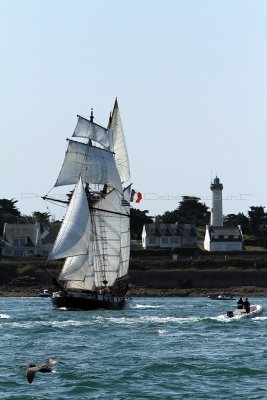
[[210, 176, 223, 226], [204, 176, 243, 251]]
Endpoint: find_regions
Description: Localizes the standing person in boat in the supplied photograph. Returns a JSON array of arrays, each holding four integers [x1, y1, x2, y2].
[[237, 297, 244, 309], [243, 298, 250, 313]]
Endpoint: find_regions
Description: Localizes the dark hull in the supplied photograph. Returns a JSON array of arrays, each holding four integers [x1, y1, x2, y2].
[[51, 292, 126, 310]]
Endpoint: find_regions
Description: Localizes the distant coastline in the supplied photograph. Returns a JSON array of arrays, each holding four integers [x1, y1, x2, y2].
[[1, 285, 267, 298], [1, 254, 267, 298]]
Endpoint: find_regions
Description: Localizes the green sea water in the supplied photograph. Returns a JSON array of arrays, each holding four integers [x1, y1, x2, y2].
[[0, 296, 267, 399]]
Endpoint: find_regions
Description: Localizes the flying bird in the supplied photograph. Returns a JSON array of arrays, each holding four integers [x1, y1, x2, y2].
[[26, 358, 65, 383]]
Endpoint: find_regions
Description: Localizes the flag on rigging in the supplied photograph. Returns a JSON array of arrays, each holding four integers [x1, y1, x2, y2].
[[130, 189, 142, 203]]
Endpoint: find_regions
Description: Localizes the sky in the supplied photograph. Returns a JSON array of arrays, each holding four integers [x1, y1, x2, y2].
[[1, 0, 267, 221]]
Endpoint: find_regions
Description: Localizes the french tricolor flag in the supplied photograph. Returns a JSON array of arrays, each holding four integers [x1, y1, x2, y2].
[[130, 189, 142, 203]]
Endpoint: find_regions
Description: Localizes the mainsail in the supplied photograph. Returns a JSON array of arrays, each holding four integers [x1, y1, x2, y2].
[[91, 187, 130, 288], [47, 100, 131, 296]]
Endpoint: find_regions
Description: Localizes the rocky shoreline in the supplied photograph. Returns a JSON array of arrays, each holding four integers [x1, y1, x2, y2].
[[1, 285, 267, 298]]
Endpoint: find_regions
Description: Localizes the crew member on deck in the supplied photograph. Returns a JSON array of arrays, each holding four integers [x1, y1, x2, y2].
[[243, 298, 250, 313], [237, 297, 244, 309]]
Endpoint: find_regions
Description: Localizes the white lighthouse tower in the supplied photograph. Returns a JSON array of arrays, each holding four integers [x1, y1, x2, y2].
[[204, 176, 243, 251], [210, 176, 223, 226]]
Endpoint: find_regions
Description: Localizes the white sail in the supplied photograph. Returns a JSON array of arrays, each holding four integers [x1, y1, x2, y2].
[[57, 188, 130, 290], [92, 188, 130, 287], [73, 115, 110, 149], [48, 178, 91, 260], [58, 254, 95, 291], [109, 99, 130, 183], [118, 185, 131, 278], [55, 140, 122, 191]]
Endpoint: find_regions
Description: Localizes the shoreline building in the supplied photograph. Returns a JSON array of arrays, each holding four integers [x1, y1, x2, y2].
[[142, 223, 197, 249], [204, 176, 243, 251], [210, 176, 223, 226], [1, 223, 59, 257]]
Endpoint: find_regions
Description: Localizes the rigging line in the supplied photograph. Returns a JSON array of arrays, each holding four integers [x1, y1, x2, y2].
[[90, 207, 129, 217], [42, 196, 69, 205]]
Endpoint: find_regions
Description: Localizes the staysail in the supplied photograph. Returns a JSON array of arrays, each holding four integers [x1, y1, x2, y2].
[[48, 177, 91, 261], [58, 254, 95, 291], [109, 99, 130, 183]]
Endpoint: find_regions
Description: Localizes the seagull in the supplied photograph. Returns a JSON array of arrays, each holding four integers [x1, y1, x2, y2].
[[26, 358, 65, 383]]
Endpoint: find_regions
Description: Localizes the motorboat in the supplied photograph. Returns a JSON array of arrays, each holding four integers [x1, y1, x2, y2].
[[208, 294, 235, 301], [226, 304, 263, 319], [38, 289, 51, 298]]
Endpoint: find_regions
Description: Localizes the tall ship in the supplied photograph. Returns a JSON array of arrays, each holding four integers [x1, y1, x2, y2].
[[43, 99, 131, 310]]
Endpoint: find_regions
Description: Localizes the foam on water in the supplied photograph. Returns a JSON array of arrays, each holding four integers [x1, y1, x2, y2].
[[130, 303, 163, 309]]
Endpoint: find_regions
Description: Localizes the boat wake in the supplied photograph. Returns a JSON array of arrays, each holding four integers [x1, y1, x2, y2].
[[129, 303, 164, 309], [214, 314, 266, 323]]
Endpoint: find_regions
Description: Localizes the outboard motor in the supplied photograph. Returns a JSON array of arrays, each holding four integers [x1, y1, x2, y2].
[[227, 311, 234, 318]]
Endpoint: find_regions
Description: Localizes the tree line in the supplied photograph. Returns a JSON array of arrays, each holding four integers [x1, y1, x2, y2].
[[1, 197, 267, 243]]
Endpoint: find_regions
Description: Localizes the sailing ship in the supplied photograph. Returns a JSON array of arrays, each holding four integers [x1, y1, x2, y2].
[[43, 99, 131, 310]]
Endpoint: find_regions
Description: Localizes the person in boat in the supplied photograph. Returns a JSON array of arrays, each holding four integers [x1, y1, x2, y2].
[[237, 297, 244, 309], [243, 298, 250, 313]]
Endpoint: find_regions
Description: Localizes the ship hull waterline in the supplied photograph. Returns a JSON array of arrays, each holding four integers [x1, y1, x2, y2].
[[51, 291, 126, 310]]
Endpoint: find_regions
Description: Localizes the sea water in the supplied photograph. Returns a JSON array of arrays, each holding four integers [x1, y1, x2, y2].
[[1, 296, 267, 400]]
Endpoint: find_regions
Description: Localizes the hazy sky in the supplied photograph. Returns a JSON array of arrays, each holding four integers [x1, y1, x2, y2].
[[1, 0, 267, 221]]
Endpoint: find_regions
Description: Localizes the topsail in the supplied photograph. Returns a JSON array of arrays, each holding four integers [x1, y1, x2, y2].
[[55, 140, 122, 192], [73, 115, 110, 149]]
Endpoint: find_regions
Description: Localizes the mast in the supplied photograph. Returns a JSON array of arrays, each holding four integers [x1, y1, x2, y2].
[[90, 108, 94, 122]]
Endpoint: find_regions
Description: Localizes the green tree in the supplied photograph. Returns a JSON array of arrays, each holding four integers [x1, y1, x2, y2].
[[155, 210, 179, 224], [130, 208, 153, 239], [248, 206, 267, 244], [155, 196, 210, 227], [0, 198, 21, 219], [31, 211, 51, 226], [0, 198, 21, 235], [223, 212, 249, 234]]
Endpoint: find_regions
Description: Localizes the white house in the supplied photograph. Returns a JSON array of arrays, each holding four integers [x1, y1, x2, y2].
[[2, 223, 59, 257], [142, 223, 197, 249], [204, 225, 243, 251], [2, 223, 42, 257]]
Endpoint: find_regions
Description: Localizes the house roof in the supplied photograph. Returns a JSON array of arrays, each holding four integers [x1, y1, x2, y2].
[[207, 225, 243, 242], [41, 226, 60, 244], [143, 223, 197, 238]]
